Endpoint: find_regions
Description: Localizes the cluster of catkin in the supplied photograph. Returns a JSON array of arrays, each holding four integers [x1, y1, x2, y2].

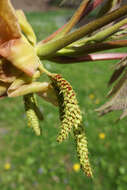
[[50, 74, 92, 177], [23, 73, 92, 177]]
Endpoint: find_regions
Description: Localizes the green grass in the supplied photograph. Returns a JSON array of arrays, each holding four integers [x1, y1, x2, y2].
[[1, 10, 127, 190]]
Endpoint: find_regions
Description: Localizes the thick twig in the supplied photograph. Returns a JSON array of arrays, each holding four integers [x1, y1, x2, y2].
[[37, 5, 127, 58]]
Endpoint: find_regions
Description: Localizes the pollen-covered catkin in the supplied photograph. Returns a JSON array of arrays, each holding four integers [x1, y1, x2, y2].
[[50, 74, 92, 177], [23, 93, 42, 136], [73, 125, 93, 177], [50, 74, 82, 142], [30, 93, 43, 121]]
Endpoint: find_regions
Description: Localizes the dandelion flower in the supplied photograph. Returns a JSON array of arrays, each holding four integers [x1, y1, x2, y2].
[[99, 133, 106, 139], [89, 94, 95, 100], [4, 163, 11, 170], [73, 163, 80, 172]]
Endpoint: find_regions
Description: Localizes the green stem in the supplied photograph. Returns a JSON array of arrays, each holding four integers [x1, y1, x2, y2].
[[55, 40, 127, 57], [72, 17, 127, 45], [38, 64, 52, 76], [37, 5, 127, 58]]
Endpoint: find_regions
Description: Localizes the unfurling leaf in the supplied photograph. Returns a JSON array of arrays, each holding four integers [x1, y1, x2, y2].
[[0, 36, 39, 76], [108, 56, 127, 86], [8, 82, 49, 97], [7, 73, 32, 93], [0, 0, 21, 44], [0, 59, 21, 83], [96, 61, 127, 120], [16, 10, 36, 46]]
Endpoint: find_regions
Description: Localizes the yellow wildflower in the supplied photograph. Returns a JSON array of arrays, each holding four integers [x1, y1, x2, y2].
[[89, 94, 95, 100], [99, 133, 106, 139], [95, 99, 100, 104], [4, 163, 11, 170], [73, 163, 80, 172]]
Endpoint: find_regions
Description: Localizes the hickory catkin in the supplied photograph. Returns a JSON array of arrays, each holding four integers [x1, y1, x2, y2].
[[73, 125, 93, 177], [23, 93, 42, 136], [50, 74, 82, 142], [50, 74, 92, 177]]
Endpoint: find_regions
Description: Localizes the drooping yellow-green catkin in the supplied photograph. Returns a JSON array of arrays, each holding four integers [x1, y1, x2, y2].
[[50, 74, 92, 177], [73, 125, 93, 177], [29, 93, 43, 121], [50, 74, 82, 142], [23, 93, 43, 136]]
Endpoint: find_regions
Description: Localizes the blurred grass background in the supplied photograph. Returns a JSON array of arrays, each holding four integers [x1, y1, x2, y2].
[[0, 10, 127, 190]]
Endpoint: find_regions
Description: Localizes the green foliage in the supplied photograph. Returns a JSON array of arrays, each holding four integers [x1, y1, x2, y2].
[[0, 10, 127, 190]]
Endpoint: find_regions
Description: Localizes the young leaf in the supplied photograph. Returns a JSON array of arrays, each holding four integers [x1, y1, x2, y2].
[[0, 0, 21, 44], [96, 70, 127, 116], [0, 59, 21, 83], [16, 10, 36, 46], [108, 56, 127, 86], [0, 36, 39, 76], [8, 82, 49, 97]]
